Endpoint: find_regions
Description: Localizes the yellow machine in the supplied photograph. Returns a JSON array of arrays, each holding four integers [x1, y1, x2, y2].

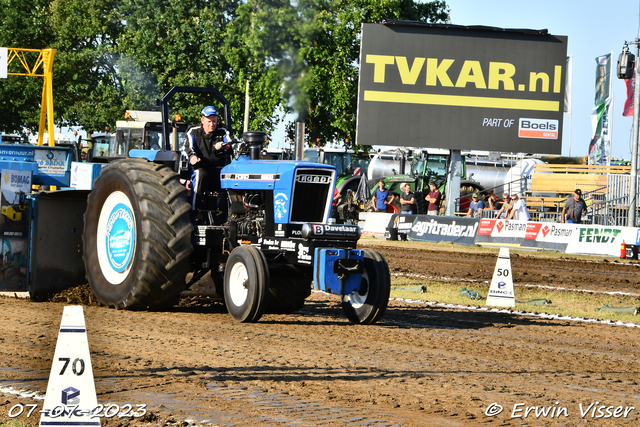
[[1, 202, 28, 221], [3, 48, 56, 146]]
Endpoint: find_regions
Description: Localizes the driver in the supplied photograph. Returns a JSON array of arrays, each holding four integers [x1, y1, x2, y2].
[[182, 106, 233, 206], [145, 134, 161, 150]]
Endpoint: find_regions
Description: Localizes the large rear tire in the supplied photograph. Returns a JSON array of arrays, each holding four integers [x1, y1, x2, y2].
[[224, 245, 270, 322], [438, 183, 484, 215], [83, 159, 194, 310], [342, 249, 391, 324]]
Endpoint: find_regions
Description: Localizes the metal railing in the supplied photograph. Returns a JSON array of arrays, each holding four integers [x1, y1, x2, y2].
[[476, 207, 564, 222], [591, 195, 631, 226], [454, 172, 640, 227], [454, 176, 529, 213], [590, 174, 640, 227]]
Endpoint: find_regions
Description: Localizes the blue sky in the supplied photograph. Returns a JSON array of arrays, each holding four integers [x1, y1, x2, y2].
[[273, 0, 640, 159], [444, 0, 640, 159]]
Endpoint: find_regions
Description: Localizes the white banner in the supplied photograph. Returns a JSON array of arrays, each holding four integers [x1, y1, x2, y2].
[[1, 169, 32, 204], [361, 212, 394, 238], [0, 47, 7, 78], [475, 219, 640, 258]]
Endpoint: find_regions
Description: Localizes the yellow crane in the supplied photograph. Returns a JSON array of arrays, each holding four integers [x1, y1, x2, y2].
[[1, 47, 55, 146]]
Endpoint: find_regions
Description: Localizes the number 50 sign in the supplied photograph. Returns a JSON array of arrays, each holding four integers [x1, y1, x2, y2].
[[487, 248, 516, 308]]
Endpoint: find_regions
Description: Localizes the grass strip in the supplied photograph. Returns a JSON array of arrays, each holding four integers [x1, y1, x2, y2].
[[390, 276, 640, 323]]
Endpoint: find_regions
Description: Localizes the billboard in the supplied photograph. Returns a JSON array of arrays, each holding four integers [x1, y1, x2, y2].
[[356, 22, 568, 154]]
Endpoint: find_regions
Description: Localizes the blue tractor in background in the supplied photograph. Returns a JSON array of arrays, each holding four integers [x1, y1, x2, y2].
[[1, 87, 391, 324]]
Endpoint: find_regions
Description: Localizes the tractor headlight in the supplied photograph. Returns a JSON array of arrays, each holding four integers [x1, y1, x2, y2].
[[301, 223, 312, 239]]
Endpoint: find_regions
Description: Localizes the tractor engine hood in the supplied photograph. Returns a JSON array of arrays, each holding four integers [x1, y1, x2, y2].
[[221, 160, 337, 224]]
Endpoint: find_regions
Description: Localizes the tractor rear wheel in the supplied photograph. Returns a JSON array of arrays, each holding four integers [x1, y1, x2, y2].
[[83, 159, 194, 310], [342, 249, 391, 324], [224, 245, 270, 322]]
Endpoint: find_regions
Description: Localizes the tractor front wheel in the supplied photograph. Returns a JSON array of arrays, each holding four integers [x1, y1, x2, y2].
[[342, 249, 391, 324], [224, 245, 270, 322]]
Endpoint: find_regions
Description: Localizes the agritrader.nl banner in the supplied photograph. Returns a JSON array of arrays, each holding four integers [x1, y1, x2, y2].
[[391, 214, 479, 245]]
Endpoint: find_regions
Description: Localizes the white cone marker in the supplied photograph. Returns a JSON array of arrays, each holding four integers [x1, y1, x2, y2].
[[39, 306, 100, 426], [486, 248, 516, 308]]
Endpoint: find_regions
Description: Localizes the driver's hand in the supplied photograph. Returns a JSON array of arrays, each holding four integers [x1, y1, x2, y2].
[[189, 156, 200, 165]]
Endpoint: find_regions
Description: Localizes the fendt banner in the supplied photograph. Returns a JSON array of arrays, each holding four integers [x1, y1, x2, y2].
[[356, 21, 568, 154]]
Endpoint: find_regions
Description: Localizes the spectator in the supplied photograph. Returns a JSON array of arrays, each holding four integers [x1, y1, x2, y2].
[[372, 180, 394, 212], [561, 189, 588, 224], [466, 193, 485, 217], [425, 182, 442, 216], [495, 193, 514, 219], [507, 194, 531, 221], [330, 187, 341, 222], [487, 194, 502, 217], [399, 183, 416, 214]]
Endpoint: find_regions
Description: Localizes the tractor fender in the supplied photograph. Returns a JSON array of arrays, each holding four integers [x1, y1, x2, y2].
[[129, 149, 182, 172], [336, 175, 362, 195]]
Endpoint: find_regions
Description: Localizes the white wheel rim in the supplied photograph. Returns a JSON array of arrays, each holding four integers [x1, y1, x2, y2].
[[347, 270, 369, 308], [96, 191, 136, 285], [228, 261, 249, 307]]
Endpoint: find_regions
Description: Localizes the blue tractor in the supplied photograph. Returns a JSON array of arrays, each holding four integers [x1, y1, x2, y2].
[[66, 87, 390, 324]]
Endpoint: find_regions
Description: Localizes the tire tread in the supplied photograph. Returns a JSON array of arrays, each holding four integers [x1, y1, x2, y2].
[[83, 159, 194, 310]]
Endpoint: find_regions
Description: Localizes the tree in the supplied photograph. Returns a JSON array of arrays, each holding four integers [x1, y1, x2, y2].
[[0, 0, 130, 135], [223, 0, 298, 136], [284, 0, 450, 147], [222, 0, 449, 146], [49, 0, 127, 133], [116, 0, 243, 129], [0, 0, 56, 136], [0, 0, 449, 144]]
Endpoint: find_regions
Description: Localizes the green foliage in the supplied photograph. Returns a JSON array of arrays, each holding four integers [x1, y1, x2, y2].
[[0, 0, 449, 142], [541, 156, 586, 165], [274, 0, 450, 146], [117, 0, 239, 123], [0, 0, 55, 135], [224, 0, 294, 135]]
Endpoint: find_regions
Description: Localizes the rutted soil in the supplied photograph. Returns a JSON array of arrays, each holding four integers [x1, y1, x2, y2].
[[371, 240, 640, 295], [1, 239, 639, 426]]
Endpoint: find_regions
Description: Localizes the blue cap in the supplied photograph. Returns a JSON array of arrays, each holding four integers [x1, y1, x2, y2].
[[201, 106, 218, 117]]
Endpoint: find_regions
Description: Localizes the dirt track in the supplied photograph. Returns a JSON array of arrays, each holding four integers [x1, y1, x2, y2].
[[1, 239, 639, 426]]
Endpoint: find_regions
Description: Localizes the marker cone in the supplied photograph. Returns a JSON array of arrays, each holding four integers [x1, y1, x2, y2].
[[486, 248, 516, 308], [39, 306, 100, 426]]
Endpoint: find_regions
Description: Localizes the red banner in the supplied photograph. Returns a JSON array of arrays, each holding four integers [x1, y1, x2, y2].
[[623, 72, 635, 117]]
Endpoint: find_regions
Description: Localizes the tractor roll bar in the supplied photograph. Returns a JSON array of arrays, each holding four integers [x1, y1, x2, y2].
[[157, 86, 232, 151]]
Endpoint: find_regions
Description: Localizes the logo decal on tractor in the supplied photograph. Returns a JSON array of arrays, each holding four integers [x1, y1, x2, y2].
[[105, 203, 135, 273], [274, 193, 289, 220]]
